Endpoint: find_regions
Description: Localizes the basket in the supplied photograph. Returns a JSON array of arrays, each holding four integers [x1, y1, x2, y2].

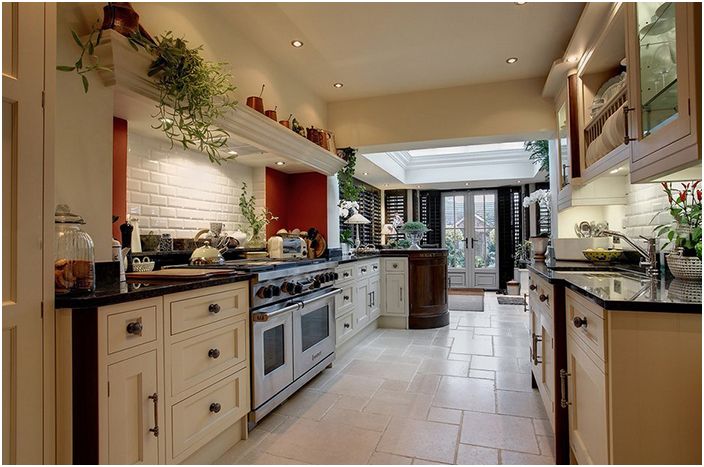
[[132, 260, 156, 272], [666, 253, 702, 281], [667, 279, 702, 302]]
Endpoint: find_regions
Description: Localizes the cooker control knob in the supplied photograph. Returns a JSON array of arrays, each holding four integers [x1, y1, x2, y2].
[[293, 283, 303, 294], [326, 272, 335, 282], [257, 286, 272, 299], [312, 280, 321, 289], [282, 282, 294, 294], [333, 272, 339, 280], [271, 285, 281, 296]]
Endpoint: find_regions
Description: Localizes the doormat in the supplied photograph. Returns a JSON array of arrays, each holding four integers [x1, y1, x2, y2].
[[497, 295, 526, 306], [448, 294, 484, 311], [449, 287, 485, 296]]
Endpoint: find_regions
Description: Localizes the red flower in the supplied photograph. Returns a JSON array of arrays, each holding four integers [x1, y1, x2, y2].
[[679, 191, 687, 202], [693, 180, 700, 189], [698, 190, 702, 202], [662, 182, 669, 190]]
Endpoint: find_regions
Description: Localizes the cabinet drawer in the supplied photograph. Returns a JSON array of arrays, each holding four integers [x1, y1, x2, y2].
[[335, 312, 355, 344], [107, 304, 158, 354], [169, 285, 248, 335], [170, 317, 248, 397], [384, 258, 407, 273], [529, 275, 554, 317], [336, 264, 354, 282], [335, 283, 356, 316], [357, 260, 380, 278], [171, 367, 250, 459], [566, 289, 606, 362]]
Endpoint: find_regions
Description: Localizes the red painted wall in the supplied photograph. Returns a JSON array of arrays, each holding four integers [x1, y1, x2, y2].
[[265, 168, 328, 240], [112, 117, 128, 239]]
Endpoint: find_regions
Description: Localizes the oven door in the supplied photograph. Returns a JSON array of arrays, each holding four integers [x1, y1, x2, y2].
[[292, 288, 341, 380], [251, 303, 295, 409]]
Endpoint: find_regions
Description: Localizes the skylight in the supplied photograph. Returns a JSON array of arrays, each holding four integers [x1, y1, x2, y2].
[[409, 141, 526, 158]]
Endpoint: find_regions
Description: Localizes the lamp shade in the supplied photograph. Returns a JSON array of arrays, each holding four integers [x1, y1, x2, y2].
[[345, 213, 370, 225], [381, 224, 396, 235]]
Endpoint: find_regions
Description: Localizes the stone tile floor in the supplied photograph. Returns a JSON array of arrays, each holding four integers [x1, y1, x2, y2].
[[215, 292, 555, 465]]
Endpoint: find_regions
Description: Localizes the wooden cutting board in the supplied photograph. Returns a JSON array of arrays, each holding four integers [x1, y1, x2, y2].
[[126, 268, 238, 280]]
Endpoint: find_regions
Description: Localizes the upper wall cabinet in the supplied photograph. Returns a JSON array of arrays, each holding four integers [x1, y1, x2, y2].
[[625, 2, 701, 183]]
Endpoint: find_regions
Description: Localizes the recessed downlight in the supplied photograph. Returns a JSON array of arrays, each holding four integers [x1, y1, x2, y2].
[[333, 82, 344, 88], [227, 150, 238, 156], [363, 172, 369, 176], [465, 182, 470, 186], [565, 55, 580, 63], [515, 1, 527, 4], [275, 161, 286, 166], [290, 40, 303, 48], [506, 57, 519, 64]]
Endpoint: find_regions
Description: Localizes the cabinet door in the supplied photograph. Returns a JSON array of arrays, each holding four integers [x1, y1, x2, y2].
[[383, 273, 407, 316], [354, 281, 370, 328], [369, 276, 380, 320], [627, 2, 699, 176], [107, 350, 161, 464], [566, 332, 608, 465], [540, 310, 556, 429]]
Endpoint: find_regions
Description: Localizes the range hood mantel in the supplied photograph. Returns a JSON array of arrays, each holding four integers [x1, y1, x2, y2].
[[94, 30, 344, 176]]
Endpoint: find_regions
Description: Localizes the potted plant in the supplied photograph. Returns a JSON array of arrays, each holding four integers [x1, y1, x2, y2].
[[339, 229, 353, 255], [399, 221, 429, 250], [523, 189, 552, 260], [654, 181, 702, 280], [238, 182, 277, 249]]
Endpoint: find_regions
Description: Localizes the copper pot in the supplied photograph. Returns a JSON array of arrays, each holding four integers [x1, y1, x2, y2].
[[265, 109, 278, 121], [246, 96, 264, 113], [102, 3, 140, 36], [279, 120, 290, 128]]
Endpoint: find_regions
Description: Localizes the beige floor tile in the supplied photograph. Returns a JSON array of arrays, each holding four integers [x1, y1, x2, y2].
[[405, 344, 451, 360], [496, 390, 547, 419], [456, 444, 500, 464], [460, 411, 539, 454], [322, 406, 391, 432], [450, 334, 494, 355], [344, 359, 419, 381], [275, 389, 340, 420], [495, 372, 534, 392], [469, 369, 495, 380], [236, 450, 308, 465], [381, 379, 411, 391], [368, 452, 414, 464], [322, 373, 385, 399], [431, 335, 454, 347], [427, 406, 462, 425], [407, 374, 441, 395], [412, 458, 450, 465], [364, 388, 434, 419], [532, 418, 553, 437], [332, 394, 370, 411], [471, 355, 522, 372], [377, 417, 460, 464], [418, 358, 470, 377], [537, 435, 555, 457], [493, 335, 529, 348], [433, 376, 495, 412], [265, 417, 381, 464], [214, 425, 271, 464], [253, 412, 290, 433], [493, 344, 528, 358], [447, 353, 472, 362], [500, 450, 554, 465], [474, 327, 513, 337]]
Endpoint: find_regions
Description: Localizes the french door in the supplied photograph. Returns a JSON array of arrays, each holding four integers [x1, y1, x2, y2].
[[442, 190, 499, 289]]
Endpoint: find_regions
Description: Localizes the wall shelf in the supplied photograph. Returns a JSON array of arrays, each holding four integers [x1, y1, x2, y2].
[[95, 30, 345, 176]]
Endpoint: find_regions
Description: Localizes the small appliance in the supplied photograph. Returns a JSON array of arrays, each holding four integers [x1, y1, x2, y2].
[[267, 235, 308, 259]]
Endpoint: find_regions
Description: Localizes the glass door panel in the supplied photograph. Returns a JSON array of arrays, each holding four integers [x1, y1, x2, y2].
[[263, 324, 285, 375], [473, 193, 497, 270], [444, 195, 466, 270], [300, 305, 329, 352], [557, 102, 569, 188]]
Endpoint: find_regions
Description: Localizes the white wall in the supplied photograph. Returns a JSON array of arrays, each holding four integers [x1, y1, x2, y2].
[[127, 132, 257, 238]]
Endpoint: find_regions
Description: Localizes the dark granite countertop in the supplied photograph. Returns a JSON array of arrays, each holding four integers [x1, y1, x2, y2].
[[55, 272, 253, 309], [336, 248, 448, 264], [528, 261, 701, 313]]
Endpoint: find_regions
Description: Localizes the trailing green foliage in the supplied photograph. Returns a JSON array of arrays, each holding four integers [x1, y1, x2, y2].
[[524, 140, 550, 173], [56, 19, 113, 93], [337, 147, 364, 202], [399, 221, 429, 233]]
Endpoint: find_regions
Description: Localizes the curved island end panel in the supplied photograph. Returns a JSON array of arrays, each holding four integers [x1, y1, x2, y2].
[[382, 249, 449, 329]]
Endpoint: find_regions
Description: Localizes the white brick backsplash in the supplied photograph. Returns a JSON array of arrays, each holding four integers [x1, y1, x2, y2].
[[127, 132, 257, 237], [622, 182, 695, 239]]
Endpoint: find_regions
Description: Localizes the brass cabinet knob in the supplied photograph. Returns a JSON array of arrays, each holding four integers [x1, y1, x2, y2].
[[209, 402, 221, 413], [573, 316, 588, 328], [208, 348, 221, 359], [209, 303, 221, 314], [126, 321, 143, 335], [529, 284, 537, 291]]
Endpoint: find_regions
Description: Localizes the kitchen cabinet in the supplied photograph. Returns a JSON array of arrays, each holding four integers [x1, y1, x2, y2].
[[379, 257, 409, 329], [334, 258, 381, 348], [56, 282, 250, 465], [354, 281, 371, 328], [562, 288, 701, 464], [626, 2, 701, 183], [369, 276, 380, 321]]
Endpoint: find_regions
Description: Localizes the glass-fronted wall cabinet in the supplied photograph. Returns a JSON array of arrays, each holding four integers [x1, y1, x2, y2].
[[626, 2, 701, 182], [555, 74, 582, 211]]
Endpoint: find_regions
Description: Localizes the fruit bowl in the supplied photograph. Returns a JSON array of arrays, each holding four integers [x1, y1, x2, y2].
[[582, 248, 623, 263]]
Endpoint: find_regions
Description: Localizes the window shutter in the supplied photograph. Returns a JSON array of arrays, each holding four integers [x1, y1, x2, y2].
[[384, 190, 407, 242], [417, 190, 441, 246]]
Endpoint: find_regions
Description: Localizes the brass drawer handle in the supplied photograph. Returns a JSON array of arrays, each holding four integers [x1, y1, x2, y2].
[[209, 303, 221, 314], [126, 321, 143, 335], [343, 323, 350, 329], [343, 295, 350, 301], [539, 293, 549, 303], [208, 348, 221, 359], [148, 393, 159, 437], [573, 316, 588, 328], [209, 402, 221, 413], [343, 272, 350, 278], [392, 263, 398, 269], [529, 284, 537, 291], [560, 369, 571, 408], [531, 333, 543, 365]]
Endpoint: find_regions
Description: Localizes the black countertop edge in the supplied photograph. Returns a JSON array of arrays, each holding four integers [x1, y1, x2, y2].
[[527, 262, 701, 314], [337, 254, 381, 264], [336, 248, 449, 264], [56, 273, 253, 310]]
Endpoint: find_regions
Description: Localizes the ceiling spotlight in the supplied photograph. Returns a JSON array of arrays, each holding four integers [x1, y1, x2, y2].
[[384, 184, 389, 187], [363, 172, 369, 176], [290, 40, 303, 48], [517, 180, 521, 183], [506, 57, 519, 64], [515, 1, 526, 4], [275, 161, 286, 166], [227, 150, 238, 156], [417, 185, 422, 188], [465, 182, 470, 186], [565, 55, 580, 63], [333, 82, 344, 88], [609, 167, 623, 174]]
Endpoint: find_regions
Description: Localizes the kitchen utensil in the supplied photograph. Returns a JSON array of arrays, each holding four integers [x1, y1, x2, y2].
[[189, 240, 227, 265], [55, 205, 95, 294], [246, 84, 265, 113], [582, 248, 623, 263], [231, 226, 248, 247], [129, 214, 142, 253], [132, 256, 156, 272], [578, 221, 593, 237], [265, 106, 277, 121], [112, 238, 127, 282]]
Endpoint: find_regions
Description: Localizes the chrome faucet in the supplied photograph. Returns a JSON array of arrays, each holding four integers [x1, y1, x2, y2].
[[602, 230, 659, 278]]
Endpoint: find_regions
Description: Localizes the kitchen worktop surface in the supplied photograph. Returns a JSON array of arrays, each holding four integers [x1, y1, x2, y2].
[[55, 272, 253, 309], [337, 248, 448, 264], [528, 261, 701, 313]]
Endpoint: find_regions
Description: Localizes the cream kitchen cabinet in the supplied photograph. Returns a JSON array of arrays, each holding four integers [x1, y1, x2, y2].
[[625, 2, 701, 183], [380, 258, 409, 329], [562, 288, 701, 464], [56, 281, 250, 465], [334, 258, 381, 348]]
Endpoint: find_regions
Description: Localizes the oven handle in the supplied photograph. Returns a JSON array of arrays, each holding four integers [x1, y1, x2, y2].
[[300, 288, 342, 308], [252, 301, 303, 322]]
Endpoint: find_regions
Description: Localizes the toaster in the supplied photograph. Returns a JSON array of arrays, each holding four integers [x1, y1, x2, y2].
[[267, 235, 308, 259]]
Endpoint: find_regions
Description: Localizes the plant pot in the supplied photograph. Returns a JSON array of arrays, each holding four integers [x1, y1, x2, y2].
[[666, 252, 702, 281], [530, 237, 549, 261], [406, 232, 424, 250], [248, 231, 266, 249], [341, 243, 350, 256]]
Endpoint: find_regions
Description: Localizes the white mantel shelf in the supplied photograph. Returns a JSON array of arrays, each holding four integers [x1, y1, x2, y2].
[[95, 30, 345, 176]]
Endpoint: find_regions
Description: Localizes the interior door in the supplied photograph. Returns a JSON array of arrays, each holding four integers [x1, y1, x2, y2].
[[443, 191, 499, 289], [2, 3, 48, 464]]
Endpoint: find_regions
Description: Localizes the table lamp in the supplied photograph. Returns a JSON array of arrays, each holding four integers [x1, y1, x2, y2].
[[345, 213, 371, 250]]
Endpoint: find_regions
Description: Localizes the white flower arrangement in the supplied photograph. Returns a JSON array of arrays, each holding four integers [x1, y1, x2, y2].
[[522, 189, 551, 210], [338, 200, 360, 219]]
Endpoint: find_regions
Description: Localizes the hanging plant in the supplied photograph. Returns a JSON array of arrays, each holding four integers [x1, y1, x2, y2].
[[524, 140, 550, 173], [58, 18, 238, 164], [337, 147, 364, 202]]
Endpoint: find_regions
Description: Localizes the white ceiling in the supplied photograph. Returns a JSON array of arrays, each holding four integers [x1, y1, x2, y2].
[[215, 2, 585, 101]]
